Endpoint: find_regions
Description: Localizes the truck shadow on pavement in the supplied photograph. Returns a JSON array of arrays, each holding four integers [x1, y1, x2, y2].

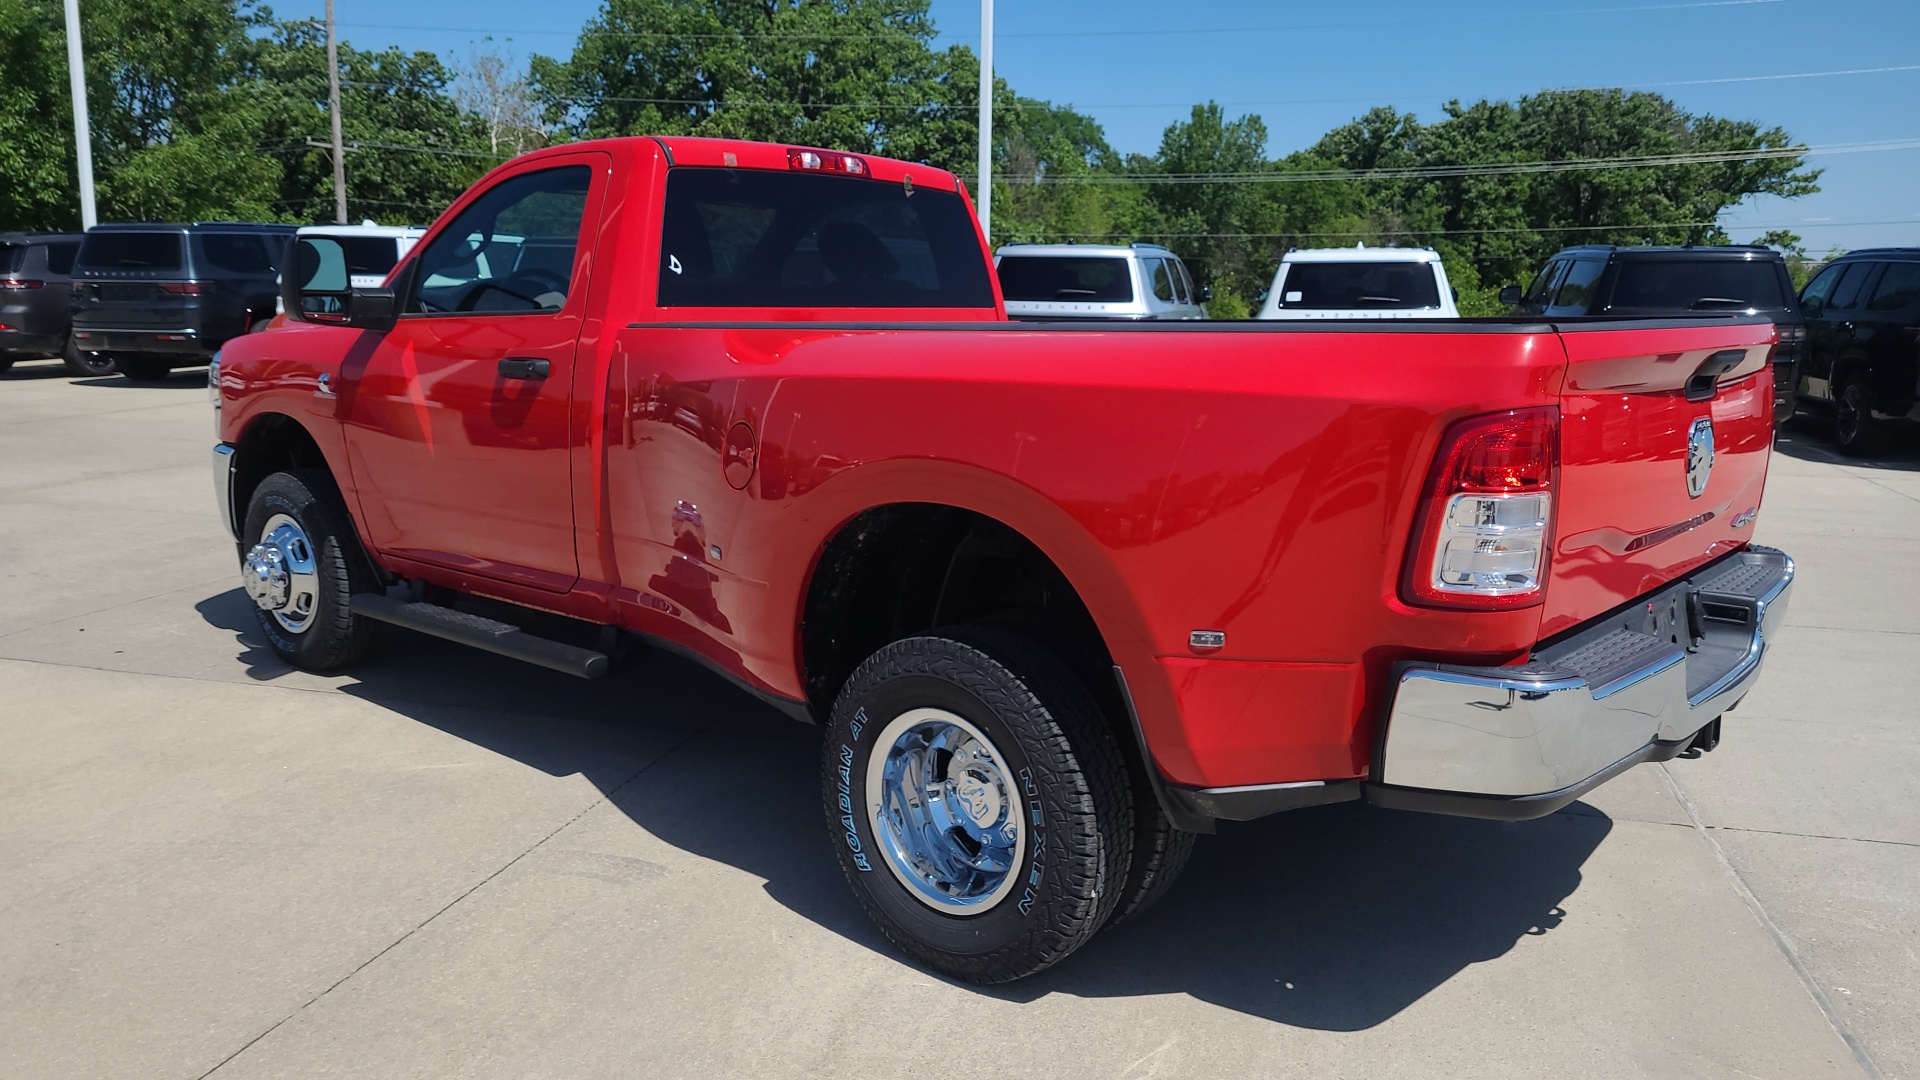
[[197, 586, 1607, 1031]]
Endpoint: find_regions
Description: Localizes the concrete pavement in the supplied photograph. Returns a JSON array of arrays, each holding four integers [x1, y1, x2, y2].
[[0, 355, 1911, 1079]]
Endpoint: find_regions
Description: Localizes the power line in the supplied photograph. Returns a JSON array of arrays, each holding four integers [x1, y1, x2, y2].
[[1039, 216, 1919, 240], [333, 0, 1784, 42], [1000, 138, 1920, 185], [532, 63, 1920, 115]]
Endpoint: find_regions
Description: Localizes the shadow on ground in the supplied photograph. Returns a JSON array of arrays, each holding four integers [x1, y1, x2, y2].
[[1775, 415, 1920, 471], [196, 586, 1608, 1030]]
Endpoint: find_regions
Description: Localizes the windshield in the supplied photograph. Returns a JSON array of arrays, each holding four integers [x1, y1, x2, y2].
[[77, 232, 185, 271], [1276, 261, 1441, 309], [996, 256, 1134, 302], [658, 168, 994, 309], [1608, 259, 1787, 312]]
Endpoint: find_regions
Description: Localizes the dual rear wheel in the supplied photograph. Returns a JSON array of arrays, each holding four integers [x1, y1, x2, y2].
[[824, 629, 1194, 984]]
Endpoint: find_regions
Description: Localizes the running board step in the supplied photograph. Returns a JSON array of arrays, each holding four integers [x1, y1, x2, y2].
[[349, 593, 609, 679]]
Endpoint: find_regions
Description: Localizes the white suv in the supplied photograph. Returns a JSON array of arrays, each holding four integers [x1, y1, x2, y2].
[[1256, 246, 1458, 320], [995, 243, 1208, 321]]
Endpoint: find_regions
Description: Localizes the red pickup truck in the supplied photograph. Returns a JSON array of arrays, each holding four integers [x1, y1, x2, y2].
[[212, 137, 1795, 983]]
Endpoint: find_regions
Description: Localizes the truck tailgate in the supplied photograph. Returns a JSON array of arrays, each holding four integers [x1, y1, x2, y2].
[[1542, 320, 1777, 639]]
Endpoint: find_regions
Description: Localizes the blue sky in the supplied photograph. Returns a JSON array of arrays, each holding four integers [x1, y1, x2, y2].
[[291, 0, 1920, 252]]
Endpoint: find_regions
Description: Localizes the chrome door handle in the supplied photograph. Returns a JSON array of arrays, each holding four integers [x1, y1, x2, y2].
[[498, 357, 550, 380]]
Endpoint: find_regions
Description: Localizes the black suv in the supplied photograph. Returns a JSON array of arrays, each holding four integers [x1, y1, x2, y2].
[[1794, 248, 1920, 455], [1501, 245, 1803, 429], [0, 232, 102, 376], [70, 222, 295, 382]]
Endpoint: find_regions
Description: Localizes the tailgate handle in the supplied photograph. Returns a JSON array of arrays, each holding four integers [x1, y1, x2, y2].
[[1685, 349, 1747, 403], [498, 357, 550, 380]]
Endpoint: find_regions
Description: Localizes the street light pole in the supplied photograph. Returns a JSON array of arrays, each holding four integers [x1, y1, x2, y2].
[[62, 0, 96, 229], [976, 0, 992, 245], [325, 0, 348, 224]]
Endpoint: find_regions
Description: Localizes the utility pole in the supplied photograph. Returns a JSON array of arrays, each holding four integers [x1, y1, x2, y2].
[[325, 0, 347, 223], [62, 0, 96, 229], [976, 0, 992, 245]]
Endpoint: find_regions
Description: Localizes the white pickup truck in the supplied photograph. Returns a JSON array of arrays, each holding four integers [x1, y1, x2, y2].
[[1256, 245, 1460, 320]]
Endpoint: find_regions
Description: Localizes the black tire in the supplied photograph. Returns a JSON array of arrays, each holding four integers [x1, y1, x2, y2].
[[62, 338, 116, 377], [0, 358, 13, 375], [241, 470, 377, 671], [1105, 791, 1197, 928], [118, 356, 173, 382], [1835, 376, 1887, 456], [824, 628, 1133, 984]]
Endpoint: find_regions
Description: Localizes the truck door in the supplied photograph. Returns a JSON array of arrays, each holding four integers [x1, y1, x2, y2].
[[340, 155, 608, 593]]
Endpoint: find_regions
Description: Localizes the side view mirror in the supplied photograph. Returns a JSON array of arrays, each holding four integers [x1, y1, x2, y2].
[[1198, 285, 1214, 303], [1498, 285, 1524, 307], [282, 236, 398, 332], [1800, 295, 1823, 318]]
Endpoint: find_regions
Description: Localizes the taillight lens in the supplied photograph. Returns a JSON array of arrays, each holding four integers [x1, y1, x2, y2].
[[786, 147, 869, 176], [0, 279, 44, 290], [159, 282, 203, 295], [1403, 407, 1559, 610], [1776, 324, 1805, 344]]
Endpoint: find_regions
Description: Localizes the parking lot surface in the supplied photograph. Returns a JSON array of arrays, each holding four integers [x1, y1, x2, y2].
[[2, 357, 1914, 1079]]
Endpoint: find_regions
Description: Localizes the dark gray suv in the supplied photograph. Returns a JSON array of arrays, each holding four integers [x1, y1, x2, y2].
[[1, 233, 95, 376], [70, 222, 294, 382]]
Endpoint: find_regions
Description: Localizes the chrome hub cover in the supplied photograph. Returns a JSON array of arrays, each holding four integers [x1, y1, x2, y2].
[[243, 513, 321, 634], [866, 708, 1025, 914]]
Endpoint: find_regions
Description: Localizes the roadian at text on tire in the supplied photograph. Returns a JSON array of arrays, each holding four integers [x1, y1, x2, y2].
[[212, 135, 1798, 980]]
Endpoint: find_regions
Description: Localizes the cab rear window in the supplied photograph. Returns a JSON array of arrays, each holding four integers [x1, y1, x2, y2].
[[1277, 262, 1440, 309], [77, 232, 184, 271], [658, 168, 995, 309], [1608, 260, 1787, 312], [996, 256, 1133, 302]]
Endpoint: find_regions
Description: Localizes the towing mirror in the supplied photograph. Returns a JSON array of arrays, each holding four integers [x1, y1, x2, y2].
[[282, 236, 397, 332], [1497, 284, 1524, 307]]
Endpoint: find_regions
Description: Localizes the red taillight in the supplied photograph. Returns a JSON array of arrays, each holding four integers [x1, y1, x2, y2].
[[787, 147, 869, 176], [1402, 407, 1559, 611], [0, 279, 44, 290], [159, 282, 203, 295]]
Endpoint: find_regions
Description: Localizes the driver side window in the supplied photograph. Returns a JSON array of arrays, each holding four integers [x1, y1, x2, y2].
[[407, 165, 590, 316]]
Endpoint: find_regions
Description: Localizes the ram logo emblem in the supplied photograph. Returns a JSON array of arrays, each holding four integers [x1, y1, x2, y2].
[[1686, 417, 1715, 499]]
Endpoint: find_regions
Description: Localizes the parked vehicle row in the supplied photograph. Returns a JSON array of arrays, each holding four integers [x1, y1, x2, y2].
[[2, 220, 428, 382]]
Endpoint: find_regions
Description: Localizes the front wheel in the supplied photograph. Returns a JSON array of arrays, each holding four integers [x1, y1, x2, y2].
[[1835, 377, 1888, 456], [240, 470, 377, 671], [824, 629, 1132, 984]]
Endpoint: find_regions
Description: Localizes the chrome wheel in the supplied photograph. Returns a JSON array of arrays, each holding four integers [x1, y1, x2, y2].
[[243, 512, 320, 634], [865, 708, 1026, 914]]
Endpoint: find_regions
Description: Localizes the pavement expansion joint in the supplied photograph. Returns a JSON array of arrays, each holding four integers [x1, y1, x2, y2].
[[1703, 824, 1920, 850], [1657, 763, 1889, 1080], [189, 724, 707, 1080]]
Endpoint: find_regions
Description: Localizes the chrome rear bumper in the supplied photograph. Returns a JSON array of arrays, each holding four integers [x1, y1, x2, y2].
[[1368, 546, 1793, 820]]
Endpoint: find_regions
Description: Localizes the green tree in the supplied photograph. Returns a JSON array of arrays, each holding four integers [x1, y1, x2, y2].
[[249, 21, 494, 224], [530, 0, 974, 172]]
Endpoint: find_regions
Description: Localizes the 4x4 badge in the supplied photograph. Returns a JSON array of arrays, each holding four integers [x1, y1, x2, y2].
[[1686, 417, 1715, 498]]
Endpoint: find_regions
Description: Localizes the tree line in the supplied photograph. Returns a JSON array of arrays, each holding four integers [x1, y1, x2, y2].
[[0, 0, 1819, 314]]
